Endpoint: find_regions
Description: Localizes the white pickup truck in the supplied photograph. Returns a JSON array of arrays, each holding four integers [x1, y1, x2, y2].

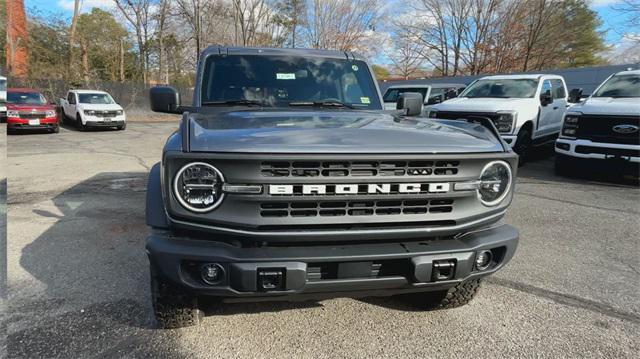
[[427, 74, 572, 161], [555, 69, 640, 174], [60, 89, 126, 131]]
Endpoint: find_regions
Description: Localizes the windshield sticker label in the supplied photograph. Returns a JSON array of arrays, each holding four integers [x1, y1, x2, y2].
[[360, 97, 370, 104], [352, 64, 359, 71], [276, 73, 296, 80]]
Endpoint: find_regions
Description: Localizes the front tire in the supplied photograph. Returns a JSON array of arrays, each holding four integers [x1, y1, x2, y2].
[[117, 122, 126, 131], [76, 113, 86, 131], [52, 125, 60, 133], [400, 279, 482, 310], [150, 263, 203, 329], [514, 128, 532, 166]]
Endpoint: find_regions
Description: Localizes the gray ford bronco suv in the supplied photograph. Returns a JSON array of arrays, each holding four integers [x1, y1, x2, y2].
[[147, 46, 519, 328]]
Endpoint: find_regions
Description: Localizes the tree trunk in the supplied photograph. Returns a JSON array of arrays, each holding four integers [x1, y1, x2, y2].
[[81, 39, 89, 84], [68, 0, 80, 80], [120, 39, 125, 82]]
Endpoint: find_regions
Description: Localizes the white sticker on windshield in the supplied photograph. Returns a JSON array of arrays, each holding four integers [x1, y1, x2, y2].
[[352, 65, 359, 71], [276, 73, 296, 80], [360, 97, 371, 104]]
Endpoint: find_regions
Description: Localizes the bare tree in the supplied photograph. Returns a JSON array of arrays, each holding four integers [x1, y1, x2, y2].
[[68, 0, 80, 79], [154, 0, 172, 83], [305, 0, 384, 52], [388, 32, 425, 79], [113, 0, 152, 84]]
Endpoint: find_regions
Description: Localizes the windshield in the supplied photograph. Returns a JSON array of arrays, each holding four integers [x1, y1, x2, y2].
[[79, 93, 114, 104], [592, 74, 640, 98], [200, 55, 381, 109], [383, 87, 429, 103], [460, 79, 538, 98], [8, 91, 47, 105]]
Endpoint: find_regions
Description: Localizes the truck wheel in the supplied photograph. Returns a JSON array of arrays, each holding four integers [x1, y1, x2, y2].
[[76, 114, 86, 131], [402, 279, 482, 310], [52, 125, 60, 133], [118, 123, 126, 131], [513, 128, 531, 166], [150, 263, 203, 329]]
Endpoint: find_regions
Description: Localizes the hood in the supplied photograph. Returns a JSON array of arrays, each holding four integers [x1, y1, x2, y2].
[[7, 103, 55, 111], [570, 97, 640, 116], [432, 97, 536, 113], [187, 109, 504, 154], [77, 103, 123, 111]]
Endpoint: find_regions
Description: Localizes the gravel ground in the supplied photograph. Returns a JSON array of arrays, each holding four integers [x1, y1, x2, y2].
[[5, 122, 640, 358]]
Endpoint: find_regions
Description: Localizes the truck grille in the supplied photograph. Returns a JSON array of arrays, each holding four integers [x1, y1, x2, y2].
[[575, 115, 640, 145], [260, 199, 454, 218], [261, 160, 459, 177], [92, 110, 119, 117], [18, 112, 47, 119]]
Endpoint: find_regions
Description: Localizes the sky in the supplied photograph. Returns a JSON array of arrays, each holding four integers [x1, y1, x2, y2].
[[24, 0, 639, 54]]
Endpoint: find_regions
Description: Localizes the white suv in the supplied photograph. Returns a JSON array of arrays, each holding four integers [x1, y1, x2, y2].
[[60, 89, 126, 131], [427, 74, 570, 160], [555, 70, 639, 174]]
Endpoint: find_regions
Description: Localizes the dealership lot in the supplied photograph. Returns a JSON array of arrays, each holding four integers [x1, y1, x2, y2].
[[5, 122, 640, 358]]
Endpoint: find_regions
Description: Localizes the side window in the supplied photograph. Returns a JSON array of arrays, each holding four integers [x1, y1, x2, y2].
[[383, 89, 399, 102], [429, 88, 444, 101], [68, 93, 75, 104], [541, 80, 552, 95], [551, 79, 566, 99]]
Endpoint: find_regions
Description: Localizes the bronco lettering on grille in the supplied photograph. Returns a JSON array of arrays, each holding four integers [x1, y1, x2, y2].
[[268, 183, 450, 195]]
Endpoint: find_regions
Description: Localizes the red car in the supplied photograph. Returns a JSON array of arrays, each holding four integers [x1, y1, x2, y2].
[[7, 88, 60, 134]]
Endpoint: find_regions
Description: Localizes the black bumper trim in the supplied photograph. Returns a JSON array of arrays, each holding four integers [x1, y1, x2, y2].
[[147, 224, 518, 299]]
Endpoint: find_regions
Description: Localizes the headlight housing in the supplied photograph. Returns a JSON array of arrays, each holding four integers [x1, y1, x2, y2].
[[428, 110, 438, 118], [493, 111, 516, 133], [84, 110, 96, 116], [478, 161, 512, 206], [173, 162, 225, 212], [7, 110, 19, 118], [562, 113, 580, 138], [45, 110, 56, 118], [116, 110, 124, 116]]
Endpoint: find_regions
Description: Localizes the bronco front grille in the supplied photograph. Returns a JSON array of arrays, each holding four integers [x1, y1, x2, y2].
[[260, 160, 459, 177], [260, 199, 454, 217]]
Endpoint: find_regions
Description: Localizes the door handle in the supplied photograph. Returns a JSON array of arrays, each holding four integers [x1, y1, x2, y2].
[[553, 106, 559, 110]]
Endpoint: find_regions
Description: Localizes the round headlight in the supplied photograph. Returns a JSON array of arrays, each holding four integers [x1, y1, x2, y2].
[[173, 162, 225, 212], [478, 161, 512, 206]]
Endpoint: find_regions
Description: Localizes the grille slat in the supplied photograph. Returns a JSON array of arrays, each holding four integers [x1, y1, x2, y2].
[[261, 160, 459, 177], [259, 199, 454, 217]]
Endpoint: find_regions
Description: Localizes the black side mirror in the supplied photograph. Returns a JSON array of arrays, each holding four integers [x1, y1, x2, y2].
[[396, 92, 423, 116], [445, 89, 458, 100], [427, 95, 442, 105], [540, 90, 553, 106], [150, 86, 181, 113], [568, 88, 582, 103]]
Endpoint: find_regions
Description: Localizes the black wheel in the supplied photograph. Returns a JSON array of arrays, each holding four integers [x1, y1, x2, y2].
[[554, 154, 577, 177], [117, 123, 126, 131], [150, 263, 203, 329], [514, 128, 532, 166], [400, 279, 482, 310], [52, 125, 60, 133], [76, 114, 86, 131]]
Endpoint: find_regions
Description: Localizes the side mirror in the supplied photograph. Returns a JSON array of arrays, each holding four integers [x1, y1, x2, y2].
[[445, 89, 458, 100], [568, 88, 582, 103], [427, 95, 442, 105], [396, 92, 423, 116], [540, 90, 552, 106], [150, 86, 181, 113]]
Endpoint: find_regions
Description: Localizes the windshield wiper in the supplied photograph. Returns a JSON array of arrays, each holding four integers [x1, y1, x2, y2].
[[202, 100, 269, 107], [289, 100, 355, 109]]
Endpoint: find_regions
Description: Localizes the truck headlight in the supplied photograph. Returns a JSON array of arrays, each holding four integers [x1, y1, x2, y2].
[[428, 110, 438, 118], [173, 162, 225, 212], [116, 110, 124, 116], [7, 110, 19, 118], [84, 110, 96, 116], [494, 112, 515, 133], [478, 161, 512, 206], [45, 110, 56, 118], [562, 114, 580, 138]]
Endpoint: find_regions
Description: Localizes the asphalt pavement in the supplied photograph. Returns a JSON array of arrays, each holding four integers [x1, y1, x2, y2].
[[5, 122, 640, 358]]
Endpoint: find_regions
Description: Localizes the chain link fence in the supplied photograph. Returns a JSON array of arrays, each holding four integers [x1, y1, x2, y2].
[[8, 78, 194, 118]]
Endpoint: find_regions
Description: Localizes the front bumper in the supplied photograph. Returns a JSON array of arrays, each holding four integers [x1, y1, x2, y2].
[[147, 224, 518, 301], [556, 138, 640, 163], [7, 118, 58, 130]]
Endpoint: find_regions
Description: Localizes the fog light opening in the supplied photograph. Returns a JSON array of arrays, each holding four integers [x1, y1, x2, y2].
[[200, 263, 224, 285], [475, 250, 493, 271]]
